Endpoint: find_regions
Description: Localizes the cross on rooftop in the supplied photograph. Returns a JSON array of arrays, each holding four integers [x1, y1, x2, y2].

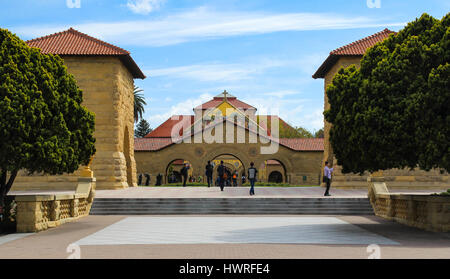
[[223, 90, 228, 101]]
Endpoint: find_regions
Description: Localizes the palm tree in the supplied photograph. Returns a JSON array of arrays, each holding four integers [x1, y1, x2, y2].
[[134, 86, 146, 123]]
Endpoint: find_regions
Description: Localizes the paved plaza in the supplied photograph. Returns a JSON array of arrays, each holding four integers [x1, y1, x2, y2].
[[3, 187, 449, 259], [90, 186, 443, 199], [0, 214, 449, 259], [75, 216, 399, 245]]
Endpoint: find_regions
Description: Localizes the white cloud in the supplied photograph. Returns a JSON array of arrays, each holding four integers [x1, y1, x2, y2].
[[12, 7, 405, 46], [150, 93, 213, 124], [147, 59, 287, 82], [127, 0, 165, 15], [263, 90, 300, 98]]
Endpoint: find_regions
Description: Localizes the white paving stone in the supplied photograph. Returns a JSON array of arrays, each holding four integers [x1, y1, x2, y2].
[[0, 233, 34, 246], [75, 217, 399, 246]]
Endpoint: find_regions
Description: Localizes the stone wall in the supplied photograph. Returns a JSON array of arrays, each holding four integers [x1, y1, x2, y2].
[[368, 177, 450, 232], [12, 56, 136, 191], [15, 177, 96, 233], [135, 125, 323, 185], [322, 56, 449, 189]]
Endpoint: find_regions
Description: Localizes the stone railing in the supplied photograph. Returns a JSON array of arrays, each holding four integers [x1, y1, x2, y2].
[[14, 177, 95, 233], [368, 177, 450, 232]]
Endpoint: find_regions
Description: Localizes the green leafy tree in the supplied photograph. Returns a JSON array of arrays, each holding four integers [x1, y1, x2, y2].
[[314, 128, 324, 138], [0, 28, 96, 210], [134, 86, 146, 123], [294, 127, 314, 138], [256, 116, 314, 138], [135, 119, 152, 138], [324, 13, 449, 174]]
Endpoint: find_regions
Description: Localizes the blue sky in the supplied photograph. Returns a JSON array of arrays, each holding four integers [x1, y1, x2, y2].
[[1, 0, 448, 132]]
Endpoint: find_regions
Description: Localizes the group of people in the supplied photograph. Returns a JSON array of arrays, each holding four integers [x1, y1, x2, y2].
[[137, 173, 163, 186], [204, 160, 258, 196], [143, 160, 334, 196]]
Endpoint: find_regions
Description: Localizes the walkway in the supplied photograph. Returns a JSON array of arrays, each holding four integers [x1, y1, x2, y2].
[[0, 215, 449, 259], [93, 186, 444, 199]]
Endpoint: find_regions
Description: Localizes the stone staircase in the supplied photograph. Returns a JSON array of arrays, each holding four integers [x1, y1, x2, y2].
[[90, 198, 374, 215]]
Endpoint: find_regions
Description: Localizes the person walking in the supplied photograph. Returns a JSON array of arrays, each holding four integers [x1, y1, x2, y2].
[[248, 162, 258, 196], [217, 161, 226, 191], [205, 161, 213, 187], [232, 171, 238, 187], [181, 163, 190, 187], [323, 161, 334, 196]]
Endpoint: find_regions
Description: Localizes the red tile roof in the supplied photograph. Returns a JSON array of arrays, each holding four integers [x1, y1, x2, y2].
[[26, 28, 145, 79], [144, 115, 194, 138], [313, 28, 395, 79], [195, 96, 255, 110], [135, 137, 324, 152], [134, 137, 173, 151], [278, 138, 324, 151]]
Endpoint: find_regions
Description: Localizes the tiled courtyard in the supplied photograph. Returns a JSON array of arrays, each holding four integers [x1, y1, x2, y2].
[[75, 216, 399, 245], [0, 214, 449, 259]]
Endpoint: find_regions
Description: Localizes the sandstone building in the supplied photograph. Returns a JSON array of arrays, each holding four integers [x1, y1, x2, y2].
[[12, 28, 145, 191], [135, 92, 324, 185], [313, 29, 449, 189]]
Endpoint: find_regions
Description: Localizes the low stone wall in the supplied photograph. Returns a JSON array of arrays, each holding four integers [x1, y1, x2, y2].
[[368, 177, 450, 232], [14, 178, 96, 233]]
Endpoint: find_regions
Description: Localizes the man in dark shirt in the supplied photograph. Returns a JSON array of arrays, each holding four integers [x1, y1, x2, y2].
[[217, 161, 225, 191], [205, 161, 213, 187], [248, 162, 258, 196], [180, 163, 190, 187]]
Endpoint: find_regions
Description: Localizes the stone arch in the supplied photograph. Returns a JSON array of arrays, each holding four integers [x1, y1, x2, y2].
[[203, 146, 252, 171], [165, 158, 195, 184], [254, 157, 289, 183], [123, 126, 133, 187], [268, 171, 283, 183], [207, 152, 247, 186]]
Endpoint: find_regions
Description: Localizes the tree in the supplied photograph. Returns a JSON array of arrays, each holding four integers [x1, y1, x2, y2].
[[134, 86, 146, 123], [0, 28, 96, 210], [135, 119, 152, 138], [294, 127, 314, 138], [324, 13, 450, 174], [314, 128, 324, 138]]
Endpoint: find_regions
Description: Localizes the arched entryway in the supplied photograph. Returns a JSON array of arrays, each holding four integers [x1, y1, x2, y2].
[[210, 154, 245, 186], [268, 171, 283, 183], [260, 159, 287, 183], [166, 159, 194, 184]]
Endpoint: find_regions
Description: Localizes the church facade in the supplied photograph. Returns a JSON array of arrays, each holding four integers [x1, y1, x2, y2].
[[135, 92, 324, 185]]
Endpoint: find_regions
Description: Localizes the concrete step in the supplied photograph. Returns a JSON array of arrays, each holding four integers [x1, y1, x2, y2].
[[90, 197, 374, 215]]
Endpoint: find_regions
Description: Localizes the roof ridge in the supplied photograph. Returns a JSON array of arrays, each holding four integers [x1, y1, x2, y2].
[[330, 28, 394, 55], [26, 27, 130, 55]]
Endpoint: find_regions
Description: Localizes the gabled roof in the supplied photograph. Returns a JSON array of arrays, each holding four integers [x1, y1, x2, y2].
[[312, 28, 395, 79], [195, 95, 255, 110], [145, 115, 194, 138], [26, 28, 145, 79], [137, 116, 324, 152]]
